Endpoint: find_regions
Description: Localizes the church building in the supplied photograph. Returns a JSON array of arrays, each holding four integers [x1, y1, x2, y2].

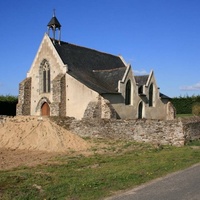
[[17, 13, 175, 120]]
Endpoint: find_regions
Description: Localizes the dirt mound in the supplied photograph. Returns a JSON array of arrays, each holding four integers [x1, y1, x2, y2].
[[0, 116, 90, 152]]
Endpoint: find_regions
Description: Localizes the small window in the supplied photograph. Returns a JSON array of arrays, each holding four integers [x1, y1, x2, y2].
[[125, 80, 131, 105], [138, 85, 143, 94]]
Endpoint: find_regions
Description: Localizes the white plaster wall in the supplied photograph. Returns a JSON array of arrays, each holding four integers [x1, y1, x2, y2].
[[119, 66, 139, 107], [117, 66, 145, 119], [65, 74, 99, 119], [116, 68, 169, 120], [144, 73, 168, 119]]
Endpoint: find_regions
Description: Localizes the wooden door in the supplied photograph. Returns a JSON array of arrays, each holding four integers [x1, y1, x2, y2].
[[41, 102, 50, 116]]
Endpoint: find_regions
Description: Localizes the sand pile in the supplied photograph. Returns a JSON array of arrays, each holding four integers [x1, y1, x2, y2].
[[0, 116, 90, 152]]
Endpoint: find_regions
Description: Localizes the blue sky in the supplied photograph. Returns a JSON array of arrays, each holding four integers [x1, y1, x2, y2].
[[0, 0, 200, 97]]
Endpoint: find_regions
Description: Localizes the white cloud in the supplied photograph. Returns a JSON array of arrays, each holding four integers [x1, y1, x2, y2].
[[180, 82, 200, 91], [133, 69, 148, 75]]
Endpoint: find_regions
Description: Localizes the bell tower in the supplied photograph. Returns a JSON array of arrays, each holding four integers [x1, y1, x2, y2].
[[47, 10, 61, 44]]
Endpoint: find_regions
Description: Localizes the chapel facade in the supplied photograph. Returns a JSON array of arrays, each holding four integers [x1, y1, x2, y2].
[[17, 14, 175, 120]]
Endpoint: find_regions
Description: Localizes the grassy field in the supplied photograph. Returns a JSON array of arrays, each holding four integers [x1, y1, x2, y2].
[[0, 139, 200, 200]]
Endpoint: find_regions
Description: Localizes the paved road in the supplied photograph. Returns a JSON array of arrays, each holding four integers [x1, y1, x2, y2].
[[105, 163, 200, 200]]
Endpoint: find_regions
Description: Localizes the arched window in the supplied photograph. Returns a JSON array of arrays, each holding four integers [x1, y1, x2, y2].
[[149, 83, 153, 107], [125, 80, 131, 105], [40, 60, 51, 93], [138, 101, 143, 119]]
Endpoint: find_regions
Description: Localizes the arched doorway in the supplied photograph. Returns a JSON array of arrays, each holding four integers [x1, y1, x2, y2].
[[138, 101, 143, 119], [41, 102, 50, 116]]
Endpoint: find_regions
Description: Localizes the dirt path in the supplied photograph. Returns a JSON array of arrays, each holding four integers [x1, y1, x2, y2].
[[0, 148, 61, 170]]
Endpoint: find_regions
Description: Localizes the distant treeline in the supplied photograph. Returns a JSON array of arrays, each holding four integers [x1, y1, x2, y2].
[[0, 95, 18, 116], [171, 95, 200, 114]]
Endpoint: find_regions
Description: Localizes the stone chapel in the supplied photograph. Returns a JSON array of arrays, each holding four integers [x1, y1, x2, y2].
[[17, 13, 175, 120]]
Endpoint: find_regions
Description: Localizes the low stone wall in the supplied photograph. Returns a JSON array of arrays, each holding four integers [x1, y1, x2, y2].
[[0, 115, 7, 124], [1, 116, 200, 147], [182, 117, 200, 141], [51, 116, 200, 147]]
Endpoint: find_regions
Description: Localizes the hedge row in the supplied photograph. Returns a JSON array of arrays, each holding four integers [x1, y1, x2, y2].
[[0, 95, 18, 116], [171, 95, 200, 114]]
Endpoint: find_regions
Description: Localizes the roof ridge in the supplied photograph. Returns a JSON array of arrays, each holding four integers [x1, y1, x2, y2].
[[93, 67, 126, 72], [134, 74, 149, 77], [54, 39, 120, 58]]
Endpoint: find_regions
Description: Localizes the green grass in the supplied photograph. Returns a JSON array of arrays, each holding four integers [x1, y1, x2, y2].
[[0, 140, 200, 200], [187, 139, 200, 146], [176, 113, 194, 118]]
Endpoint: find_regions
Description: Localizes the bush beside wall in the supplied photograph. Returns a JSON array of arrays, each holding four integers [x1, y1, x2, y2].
[[0, 95, 18, 116], [192, 102, 200, 116]]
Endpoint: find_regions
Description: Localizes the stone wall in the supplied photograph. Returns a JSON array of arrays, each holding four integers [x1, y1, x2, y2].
[[51, 116, 200, 147], [182, 117, 200, 141], [51, 74, 66, 116], [16, 77, 31, 115], [83, 96, 117, 119], [0, 115, 7, 124], [60, 75, 66, 116]]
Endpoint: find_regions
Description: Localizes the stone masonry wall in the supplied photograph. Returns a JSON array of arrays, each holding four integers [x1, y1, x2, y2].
[[16, 77, 31, 115], [1, 115, 200, 147], [51, 116, 200, 147], [83, 96, 117, 119], [60, 75, 66, 116], [182, 117, 200, 141], [51, 74, 65, 116]]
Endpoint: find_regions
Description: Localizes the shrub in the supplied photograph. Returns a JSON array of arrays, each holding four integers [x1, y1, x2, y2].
[[172, 95, 200, 114], [192, 102, 200, 116], [0, 95, 18, 116]]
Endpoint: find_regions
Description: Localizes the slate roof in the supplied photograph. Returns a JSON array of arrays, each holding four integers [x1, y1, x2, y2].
[[135, 75, 170, 99], [134, 75, 149, 86], [53, 40, 127, 93], [160, 93, 171, 99]]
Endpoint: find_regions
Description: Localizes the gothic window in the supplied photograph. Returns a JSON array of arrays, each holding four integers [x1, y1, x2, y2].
[[149, 83, 153, 107], [40, 59, 51, 93], [138, 101, 143, 119], [125, 80, 131, 105]]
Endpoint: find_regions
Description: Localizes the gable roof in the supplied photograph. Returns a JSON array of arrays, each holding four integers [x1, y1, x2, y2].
[[135, 75, 170, 99], [134, 75, 149, 86], [52, 39, 127, 93]]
